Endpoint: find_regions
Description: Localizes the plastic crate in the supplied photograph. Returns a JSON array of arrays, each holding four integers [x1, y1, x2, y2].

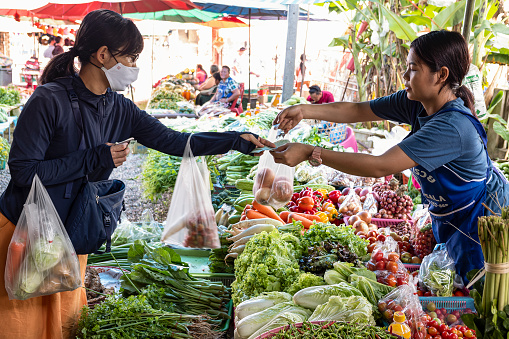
[[344, 216, 414, 228], [419, 297, 476, 313], [403, 263, 420, 272], [0, 160, 5, 170], [218, 299, 233, 332]]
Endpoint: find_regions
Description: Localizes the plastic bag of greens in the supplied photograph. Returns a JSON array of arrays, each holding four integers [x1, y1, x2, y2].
[[252, 127, 294, 209], [418, 243, 455, 297], [112, 215, 156, 246], [161, 136, 220, 249], [378, 281, 426, 338], [4, 174, 81, 300], [140, 209, 162, 238]]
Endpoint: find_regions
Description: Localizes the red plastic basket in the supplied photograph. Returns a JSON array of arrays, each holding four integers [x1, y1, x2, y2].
[[344, 216, 414, 228]]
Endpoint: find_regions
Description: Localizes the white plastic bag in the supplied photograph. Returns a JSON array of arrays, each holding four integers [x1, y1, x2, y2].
[[4, 175, 81, 300], [161, 137, 220, 249], [253, 128, 295, 209]]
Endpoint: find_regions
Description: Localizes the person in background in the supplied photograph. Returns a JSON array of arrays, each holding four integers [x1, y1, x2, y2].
[[197, 65, 219, 91], [195, 64, 207, 85], [307, 85, 334, 104], [52, 36, 64, 57], [232, 46, 259, 84], [195, 72, 221, 106], [272, 30, 509, 282], [43, 36, 55, 59], [209, 65, 240, 108], [0, 9, 273, 339], [296, 54, 311, 92]]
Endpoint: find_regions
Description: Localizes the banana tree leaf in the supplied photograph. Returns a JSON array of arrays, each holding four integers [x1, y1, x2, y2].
[[382, 42, 399, 56], [402, 14, 432, 27], [479, 113, 506, 125], [492, 23, 509, 35], [487, 91, 504, 115], [329, 36, 350, 49], [474, 19, 492, 38], [486, 1, 499, 20], [432, 0, 465, 29], [493, 122, 509, 142], [485, 53, 509, 65], [378, 4, 417, 41]]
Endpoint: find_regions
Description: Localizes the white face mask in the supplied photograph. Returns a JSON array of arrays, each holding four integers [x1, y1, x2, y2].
[[101, 61, 139, 92]]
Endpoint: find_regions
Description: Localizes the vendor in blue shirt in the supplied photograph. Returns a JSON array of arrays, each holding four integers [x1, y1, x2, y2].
[[0, 9, 274, 338], [271, 30, 509, 281], [208, 65, 240, 108]]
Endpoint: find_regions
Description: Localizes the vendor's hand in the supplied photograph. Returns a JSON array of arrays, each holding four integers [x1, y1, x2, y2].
[[270, 143, 313, 167], [273, 105, 305, 134], [219, 98, 228, 103], [106, 142, 130, 167], [240, 134, 276, 156]]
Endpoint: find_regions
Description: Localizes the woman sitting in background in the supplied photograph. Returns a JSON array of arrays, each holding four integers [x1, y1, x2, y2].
[[195, 72, 221, 106]]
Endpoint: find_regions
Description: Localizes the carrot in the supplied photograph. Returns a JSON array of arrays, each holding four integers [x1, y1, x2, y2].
[[7, 240, 26, 285], [293, 213, 321, 222], [252, 200, 285, 223], [279, 211, 290, 223], [288, 213, 313, 229], [246, 209, 271, 220]]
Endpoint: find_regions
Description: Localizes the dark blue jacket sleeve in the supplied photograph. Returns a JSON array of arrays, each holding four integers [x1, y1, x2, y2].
[[8, 89, 114, 187], [127, 101, 257, 156]]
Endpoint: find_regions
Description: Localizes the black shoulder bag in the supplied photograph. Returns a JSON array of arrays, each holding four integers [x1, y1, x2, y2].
[[57, 78, 126, 255]]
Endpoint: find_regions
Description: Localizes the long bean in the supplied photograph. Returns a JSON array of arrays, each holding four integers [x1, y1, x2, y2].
[[269, 322, 399, 339]]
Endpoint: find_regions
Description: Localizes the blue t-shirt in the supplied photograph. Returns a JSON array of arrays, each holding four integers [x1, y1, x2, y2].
[[369, 90, 509, 214]]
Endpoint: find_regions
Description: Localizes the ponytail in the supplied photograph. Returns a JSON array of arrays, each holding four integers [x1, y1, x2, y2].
[[40, 49, 77, 84], [456, 85, 477, 118]]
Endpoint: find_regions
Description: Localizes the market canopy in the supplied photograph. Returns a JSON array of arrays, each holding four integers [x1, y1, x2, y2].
[[30, 0, 200, 20], [194, 0, 310, 17], [199, 15, 248, 28], [125, 8, 219, 23]]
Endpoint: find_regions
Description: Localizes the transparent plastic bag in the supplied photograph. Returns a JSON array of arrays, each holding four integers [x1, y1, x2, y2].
[[5, 174, 81, 300], [366, 236, 410, 287], [112, 214, 158, 246], [140, 209, 162, 238], [378, 281, 426, 338], [337, 188, 362, 217], [253, 128, 294, 209], [411, 206, 436, 260], [363, 190, 378, 215], [161, 137, 220, 249], [418, 243, 455, 296]]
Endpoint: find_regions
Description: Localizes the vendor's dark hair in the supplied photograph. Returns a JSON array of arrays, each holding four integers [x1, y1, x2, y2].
[[40, 9, 143, 84], [210, 64, 219, 74], [410, 30, 475, 116], [222, 65, 230, 73], [309, 85, 321, 95], [213, 72, 222, 83]]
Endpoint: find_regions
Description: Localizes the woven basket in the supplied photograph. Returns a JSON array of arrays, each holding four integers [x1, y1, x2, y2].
[[317, 122, 348, 144]]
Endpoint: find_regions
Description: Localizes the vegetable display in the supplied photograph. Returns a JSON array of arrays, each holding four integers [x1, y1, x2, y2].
[[0, 87, 21, 106], [300, 223, 368, 258], [299, 240, 362, 276], [292, 283, 363, 310], [308, 295, 375, 325], [373, 178, 413, 219], [264, 321, 399, 339]]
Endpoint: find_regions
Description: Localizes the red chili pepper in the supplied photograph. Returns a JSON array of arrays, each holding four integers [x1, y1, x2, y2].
[[328, 190, 342, 204], [299, 188, 313, 198], [286, 201, 297, 208], [289, 205, 302, 213]]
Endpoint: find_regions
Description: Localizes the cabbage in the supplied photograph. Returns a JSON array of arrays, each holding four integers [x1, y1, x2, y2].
[[292, 283, 362, 310], [324, 269, 346, 284], [247, 305, 312, 339], [236, 302, 294, 339], [235, 292, 292, 321], [308, 295, 375, 325], [31, 236, 65, 272]]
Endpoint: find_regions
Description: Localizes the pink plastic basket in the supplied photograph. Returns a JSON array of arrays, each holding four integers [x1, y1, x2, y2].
[[344, 216, 414, 228], [338, 126, 358, 152]]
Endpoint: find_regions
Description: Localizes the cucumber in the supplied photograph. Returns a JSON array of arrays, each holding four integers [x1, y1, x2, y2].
[[234, 196, 255, 207], [228, 214, 241, 224], [235, 179, 254, 191], [234, 204, 246, 213]]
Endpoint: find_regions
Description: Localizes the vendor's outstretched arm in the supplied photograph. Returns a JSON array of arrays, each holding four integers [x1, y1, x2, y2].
[[270, 143, 417, 178], [274, 101, 380, 134]]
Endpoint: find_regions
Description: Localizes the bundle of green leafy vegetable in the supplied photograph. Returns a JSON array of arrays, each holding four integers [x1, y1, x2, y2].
[[231, 230, 303, 306], [77, 294, 220, 339], [0, 87, 21, 106], [267, 321, 399, 339], [208, 230, 234, 274], [299, 240, 362, 276], [300, 223, 368, 258], [120, 240, 230, 324]]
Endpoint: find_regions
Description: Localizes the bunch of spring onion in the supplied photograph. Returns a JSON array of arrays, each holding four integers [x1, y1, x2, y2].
[[478, 206, 509, 315]]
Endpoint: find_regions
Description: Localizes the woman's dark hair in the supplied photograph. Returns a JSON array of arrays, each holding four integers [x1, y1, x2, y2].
[[309, 85, 321, 95], [54, 36, 62, 44], [210, 64, 219, 74], [40, 9, 143, 84], [196, 64, 207, 78], [299, 53, 306, 77], [410, 30, 475, 115], [213, 72, 222, 84]]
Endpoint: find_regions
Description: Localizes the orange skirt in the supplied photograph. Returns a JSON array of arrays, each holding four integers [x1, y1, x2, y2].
[[0, 213, 87, 339]]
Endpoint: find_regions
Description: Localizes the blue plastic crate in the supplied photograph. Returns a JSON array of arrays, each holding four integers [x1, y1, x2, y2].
[[419, 296, 476, 313]]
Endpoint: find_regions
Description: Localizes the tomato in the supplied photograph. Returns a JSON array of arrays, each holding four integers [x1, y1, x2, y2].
[[450, 334, 458, 339], [376, 260, 387, 271], [388, 252, 400, 261], [367, 243, 377, 253], [434, 336, 443, 339], [393, 304, 403, 312], [430, 321, 439, 329], [366, 260, 376, 271], [423, 314, 432, 322], [442, 333, 450, 339], [298, 196, 315, 211], [386, 274, 397, 287], [367, 237, 377, 244], [458, 327, 467, 333], [372, 251, 384, 261], [425, 335, 433, 339], [417, 290, 424, 296], [367, 230, 378, 238], [454, 290, 465, 297], [377, 234, 387, 242], [386, 260, 399, 273], [463, 330, 474, 338], [416, 322, 426, 333], [439, 324, 448, 334], [428, 327, 438, 336], [424, 291, 432, 296], [397, 275, 408, 286]]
